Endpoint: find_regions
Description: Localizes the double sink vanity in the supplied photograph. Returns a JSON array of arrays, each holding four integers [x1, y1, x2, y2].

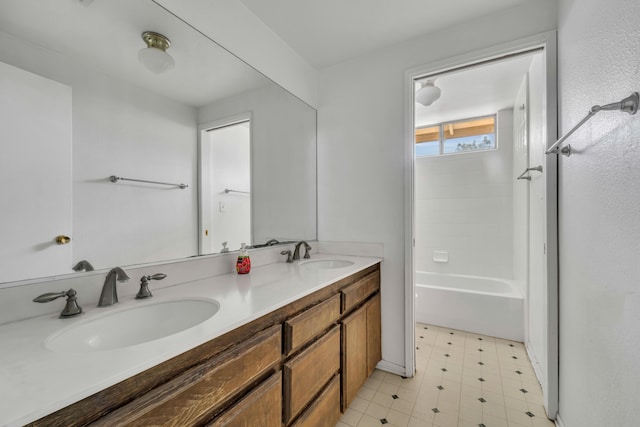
[[0, 250, 382, 426]]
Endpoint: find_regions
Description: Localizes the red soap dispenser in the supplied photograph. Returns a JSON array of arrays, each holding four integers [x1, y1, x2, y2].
[[236, 243, 251, 274]]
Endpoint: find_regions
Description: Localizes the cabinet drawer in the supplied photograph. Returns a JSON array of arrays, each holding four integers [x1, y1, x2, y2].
[[207, 371, 282, 427], [100, 325, 281, 427], [283, 326, 340, 424], [341, 270, 380, 313], [291, 375, 341, 427], [284, 293, 341, 354]]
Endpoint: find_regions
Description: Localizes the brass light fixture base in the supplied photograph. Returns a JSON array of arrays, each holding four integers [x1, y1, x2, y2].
[[141, 31, 171, 52]]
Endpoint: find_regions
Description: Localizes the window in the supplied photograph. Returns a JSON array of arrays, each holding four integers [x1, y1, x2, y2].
[[415, 115, 496, 157]]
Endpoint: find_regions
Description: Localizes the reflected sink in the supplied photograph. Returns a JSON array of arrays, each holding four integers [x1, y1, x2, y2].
[[46, 298, 219, 353], [299, 259, 355, 270]]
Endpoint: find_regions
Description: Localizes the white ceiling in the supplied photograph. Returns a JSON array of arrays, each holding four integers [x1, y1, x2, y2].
[[415, 53, 538, 127], [0, 0, 271, 108], [238, 0, 530, 68]]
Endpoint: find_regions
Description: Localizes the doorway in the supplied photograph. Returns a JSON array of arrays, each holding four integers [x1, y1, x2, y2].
[[199, 114, 252, 255], [404, 32, 558, 418]]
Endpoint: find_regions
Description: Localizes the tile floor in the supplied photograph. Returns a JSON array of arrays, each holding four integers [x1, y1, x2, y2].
[[336, 323, 555, 427]]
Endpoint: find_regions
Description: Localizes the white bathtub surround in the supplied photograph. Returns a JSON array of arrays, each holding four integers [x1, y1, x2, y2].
[[0, 252, 381, 426], [414, 109, 515, 280], [415, 272, 523, 341]]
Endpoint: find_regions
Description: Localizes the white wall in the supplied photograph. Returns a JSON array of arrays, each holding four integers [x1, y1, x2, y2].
[[414, 109, 514, 279], [557, 0, 640, 425], [318, 0, 557, 370], [0, 31, 199, 272], [155, 0, 318, 108], [198, 85, 317, 245]]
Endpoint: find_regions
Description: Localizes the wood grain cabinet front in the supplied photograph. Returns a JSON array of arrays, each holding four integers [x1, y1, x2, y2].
[[341, 291, 382, 411], [207, 371, 282, 427], [291, 375, 341, 427], [341, 269, 380, 313], [92, 324, 282, 427], [284, 293, 341, 355], [283, 326, 341, 424]]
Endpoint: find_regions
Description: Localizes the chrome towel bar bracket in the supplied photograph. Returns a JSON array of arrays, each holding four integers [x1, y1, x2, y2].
[[517, 165, 543, 181], [546, 92, 639, 157]]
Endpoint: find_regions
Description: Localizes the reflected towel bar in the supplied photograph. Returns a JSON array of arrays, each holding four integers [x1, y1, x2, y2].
[[517, 165, 543, 181], [224, 188, 250, 195], [109, 175, 188, 189], [545, 92, 639, 157]]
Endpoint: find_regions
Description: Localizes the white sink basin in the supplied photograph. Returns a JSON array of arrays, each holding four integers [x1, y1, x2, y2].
[[300, 259, 355, 269], [46, 298, 219, 353]]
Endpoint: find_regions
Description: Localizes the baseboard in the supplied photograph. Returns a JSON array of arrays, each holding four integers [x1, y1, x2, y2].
[[525, 342, 545, 390], [375, 359, 406, 377], [555, 414, 566, 427]]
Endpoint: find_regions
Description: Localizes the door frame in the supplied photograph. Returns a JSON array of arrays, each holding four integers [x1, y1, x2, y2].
[[198, 112, 253, 255], [403, 31, 558, 417]]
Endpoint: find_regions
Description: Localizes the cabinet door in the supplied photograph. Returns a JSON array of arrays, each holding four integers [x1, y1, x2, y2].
[[341, 304, 367, 411], [283, 326, 340, 424], [366, 293, 382, 376], [208, 371, 282, 427]]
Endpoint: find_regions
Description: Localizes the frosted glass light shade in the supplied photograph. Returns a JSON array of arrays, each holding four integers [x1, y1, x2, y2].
[[138, 47, 175, 74], [416, 80, 441, 106]]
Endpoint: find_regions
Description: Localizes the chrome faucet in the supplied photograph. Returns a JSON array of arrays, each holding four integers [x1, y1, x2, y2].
[[265, 239, 280, 246], [72, 260, 94, 272], [292, 241, 312, 261], [98, 267, 130, 307]]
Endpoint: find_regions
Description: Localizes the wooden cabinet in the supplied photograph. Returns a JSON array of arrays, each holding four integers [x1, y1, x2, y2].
[[92, 324, 282, 426], [284, 293, 341, 355], [31, 263, 381, 427], [341, 304, 368, 410], [284, 326, 340, 423], [208, 372, 282, 427], [366, 292, 382, 377], [291, 375, 341, 427], [341, 272, 382, 411]]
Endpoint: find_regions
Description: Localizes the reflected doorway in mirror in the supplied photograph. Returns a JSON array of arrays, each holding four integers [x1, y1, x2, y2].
[[199, 114, 252, 255]]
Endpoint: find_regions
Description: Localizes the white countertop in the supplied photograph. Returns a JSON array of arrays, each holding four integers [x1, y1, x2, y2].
[[0, 254, 381, 427]]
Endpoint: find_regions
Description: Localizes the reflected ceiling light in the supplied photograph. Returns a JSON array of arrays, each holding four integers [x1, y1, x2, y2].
[[415, 79, 441, 106], [138, 31, 175, 74]]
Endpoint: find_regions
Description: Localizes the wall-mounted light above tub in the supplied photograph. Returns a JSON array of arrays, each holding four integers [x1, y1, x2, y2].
[[138, 31, 175, 74], [416, 79, 442, 107]]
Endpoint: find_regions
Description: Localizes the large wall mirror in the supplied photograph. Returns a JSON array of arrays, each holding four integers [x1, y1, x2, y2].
[[0, 0, 317, 285]]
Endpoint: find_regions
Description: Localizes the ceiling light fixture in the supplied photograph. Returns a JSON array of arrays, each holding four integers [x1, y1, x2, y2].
[[138, 31, 175, 74], [415, 79, 441, 106]]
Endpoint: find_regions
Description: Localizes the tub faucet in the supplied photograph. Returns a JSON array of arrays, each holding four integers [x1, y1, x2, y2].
[[292, 241, 312, 261], [98, 267, 130, 307]]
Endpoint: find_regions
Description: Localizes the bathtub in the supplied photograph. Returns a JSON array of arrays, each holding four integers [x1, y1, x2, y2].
[[415, 272, 523, 341]]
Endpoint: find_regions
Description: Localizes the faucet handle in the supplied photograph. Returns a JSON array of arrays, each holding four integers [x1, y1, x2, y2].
[[281, 250, 293, 263], [136, 273, 167, 299], [303, 243, 312, 259], [33, 288, 82, 318]]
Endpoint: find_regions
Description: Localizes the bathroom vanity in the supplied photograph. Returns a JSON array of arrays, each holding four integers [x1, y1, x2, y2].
[[0, 255, 381, 426]]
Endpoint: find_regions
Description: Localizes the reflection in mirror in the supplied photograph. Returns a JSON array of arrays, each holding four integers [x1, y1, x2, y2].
[[199, 116, 252, 255], [0, 0, 316, 285]]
